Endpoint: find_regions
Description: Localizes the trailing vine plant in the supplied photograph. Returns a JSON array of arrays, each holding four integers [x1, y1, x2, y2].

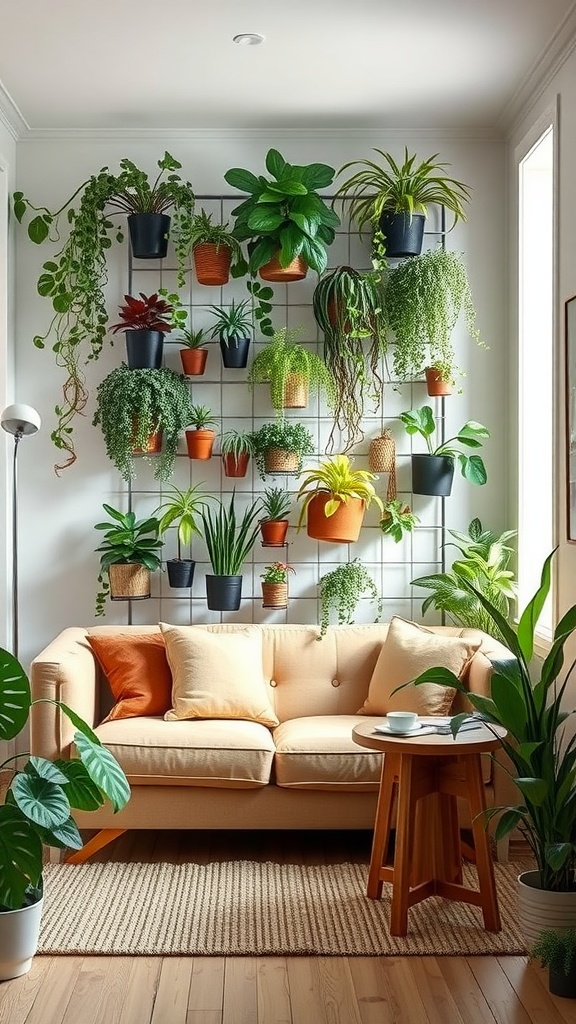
[[317, 559, 382, 638]]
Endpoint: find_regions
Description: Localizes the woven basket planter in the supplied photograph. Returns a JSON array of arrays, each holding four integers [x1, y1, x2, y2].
[[282, 373, 309, 409], [193, 243, 231, 286], [261, 582, 288, 609], [263, 448, 300, 475], [108, 563, 151, 601], [306, 493, 366, 543], [259, 254, 307, 282], [368, 429, 396, 502]]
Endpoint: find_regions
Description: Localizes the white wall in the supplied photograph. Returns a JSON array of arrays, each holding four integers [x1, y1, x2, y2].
[[12, 132, 507, 669]]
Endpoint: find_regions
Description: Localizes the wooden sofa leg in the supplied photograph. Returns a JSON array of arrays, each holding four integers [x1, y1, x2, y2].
[[65, 828, 126, 864]]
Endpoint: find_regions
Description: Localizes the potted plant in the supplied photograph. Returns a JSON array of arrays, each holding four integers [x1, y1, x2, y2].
[[0, 646, 129, 979], [259, 486, 292, 546], [333, 147, 472, 257], [379, 499, 420, 543], [200, 492, 262, 611], [13, 152, 195, 470], [93, 366, 193, 481], [189, 208, 246, 285], [209, 299, 253, 369], [156, 483, 208, 589], [406, 551, 576, 946], [385, 248, 482, 392], [260, 562, 294, 609], [317, 559, 382, 638], [296, 454, 384, 543], [252, 421, 315, 480], [110, 291, 174, 369], [178, 327, 210, 376], [313, 266, 387, 451], [531, 928, 576, 998], [411, 518, 517, 641], [224, 148, 340, 280], [247, 326, 335, 413], [219, 429, 255, 478], [399, 405, 490, 496], [94, 503, 163, 616], [185, 404, 218, 460]]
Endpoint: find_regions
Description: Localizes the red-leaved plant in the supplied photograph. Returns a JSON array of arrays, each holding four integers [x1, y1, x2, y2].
[[111, 292, 173, 334]]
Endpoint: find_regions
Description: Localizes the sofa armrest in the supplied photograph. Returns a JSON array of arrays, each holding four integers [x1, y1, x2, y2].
[[30, 628, 98, 761]]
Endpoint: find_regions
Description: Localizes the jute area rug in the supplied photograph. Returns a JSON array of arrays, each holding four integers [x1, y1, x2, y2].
[[38, 859, 527, 957]]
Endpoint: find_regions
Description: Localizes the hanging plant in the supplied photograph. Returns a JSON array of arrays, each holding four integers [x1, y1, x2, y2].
[[13, 152, 195, 472], [317, 559, 382, 638], [313, 266, 387, 452], [385, 248, 483, 388], [247, 326, 335, 413]]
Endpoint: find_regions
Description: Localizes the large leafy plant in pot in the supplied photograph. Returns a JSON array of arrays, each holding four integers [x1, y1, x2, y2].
[[0, 647, 130, 978], [399, 405, 490, 496], [296, 454, 384, 543], [13, 152, 195, 472], [94, 503, 163, 616]]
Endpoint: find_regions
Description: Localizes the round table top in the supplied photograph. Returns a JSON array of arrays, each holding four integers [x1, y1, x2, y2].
[[352, 719, 505, 756]]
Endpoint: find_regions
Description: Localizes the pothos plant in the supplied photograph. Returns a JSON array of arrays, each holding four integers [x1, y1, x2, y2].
[[317, 559, 382, 639], [13, 152, 195, 472], [379, 500, 420, 543]]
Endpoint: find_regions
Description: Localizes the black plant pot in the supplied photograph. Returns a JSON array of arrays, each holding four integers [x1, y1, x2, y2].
[[549, 967, 576, 999], [205, 574, 243, 611], [411, 454, 455, 496], [127, 213, 171, 259], [378, 210, 426, 258], [125, 330, 164, 369], [166, 559, 195, 589], [220, 337, 251, 369]]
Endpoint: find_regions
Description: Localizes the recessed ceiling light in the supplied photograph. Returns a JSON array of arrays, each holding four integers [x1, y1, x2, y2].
[[233, 33, 265, 46]]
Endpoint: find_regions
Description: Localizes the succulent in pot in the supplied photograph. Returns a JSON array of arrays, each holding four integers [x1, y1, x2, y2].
[[247, 326, 335, 414], [185, 404, 218, 460], [209, 299, 253, 368], [219, 429, 255, 478], [296, 454, 384, 543], [259, 486, 292, 546], [94, 503, 163, 616], [200, 491, 263, 611], [318, 559, 382, 638], [399, 405, 490, 496], [110, 291, 174, 369], [156, 483, 208, 589], [189, 208, 246, 285], [251, 421, 315, 480]]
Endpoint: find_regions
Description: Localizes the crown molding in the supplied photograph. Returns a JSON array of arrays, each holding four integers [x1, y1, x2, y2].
[[498, 2, 576, 135], [0, 79, 29, 140]]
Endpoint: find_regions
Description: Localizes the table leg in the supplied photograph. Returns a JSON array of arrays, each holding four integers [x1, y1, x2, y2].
[[464, 754, 501, 932], [390, 754, 415, 936], [367, 753, 398, 898]]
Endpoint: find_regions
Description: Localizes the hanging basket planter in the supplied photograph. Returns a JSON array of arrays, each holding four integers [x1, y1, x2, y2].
[[425, 367, 452, 397], [282, 373, 309, 409], [185, 429, 215, 461], [180, 348, 208, 376], [127, 213, 170, 259], [125, 330, 164, 369], [306, 493, 366, 543], [369, 429, 397, 503], [378, 210, 425, 258], [166, 559, 195, 589], [108, 563, 151, 601], [193, 243, 232, 286], [263, 448, 300, 475], [261, 582, 288, 609], [260, 519, 289, 547], [222, 452, 250, 478], [411, 454, 454, 496], [259, 254, 308, 283], [205, 574, 243, 611]]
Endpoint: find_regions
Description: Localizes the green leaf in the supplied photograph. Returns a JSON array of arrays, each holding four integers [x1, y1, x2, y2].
[[265, 149, 287, 180], [12, 773, 70, 830], [515, 777, 548, 806], [53, 759, 105, 811], [491, 673, 528, 736], [247, 207, 284, 233], [0, 649, 30, 741], [37, 814, 83, 851], [517, 550, 554, 663], [298, 163, 336, 190], [224, 167, 261, 194], [73, 732, 130, 812], [460, 454, 487, 485], [0, 806, 42, 909], [494, 808, 524, 841], [546, 843, 574, 872], [28, 215, 50, 243], [25, 757, 68, 785]]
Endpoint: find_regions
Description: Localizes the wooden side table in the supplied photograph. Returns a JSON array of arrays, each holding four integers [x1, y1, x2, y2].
[[352, 721, 504, 937]]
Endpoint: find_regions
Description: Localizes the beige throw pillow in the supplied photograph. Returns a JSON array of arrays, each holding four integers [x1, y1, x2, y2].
[[358, 616, 480, 717], [160, 624, 279, 727]]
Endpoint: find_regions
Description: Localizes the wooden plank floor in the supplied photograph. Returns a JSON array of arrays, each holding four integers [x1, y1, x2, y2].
[[0, 830, 567, 1024]]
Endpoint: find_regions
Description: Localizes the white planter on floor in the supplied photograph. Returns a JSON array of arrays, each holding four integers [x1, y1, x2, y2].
[[518, 870, 576, 949], [0, 895, 43, 980]]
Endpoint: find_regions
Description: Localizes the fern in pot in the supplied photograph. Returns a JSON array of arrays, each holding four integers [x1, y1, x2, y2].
[[248, 326, 335, 413]]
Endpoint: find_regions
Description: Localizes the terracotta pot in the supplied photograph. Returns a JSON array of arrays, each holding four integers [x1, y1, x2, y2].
[[281, 373, 309, 409], [132, 429, 163, 455], [263, 448, 299, 475], [260, 519, 289, 547], [222, 451, 250, 477], [185, 428, 215, 460], [262, 582, 288, 608], [180, 347, 208, 376], [193, 243, 231, 286], [108, 563, 151, 601], [259, 254, 308, 282], [425, 367, 452, 397], [306, 492, 366, 543]]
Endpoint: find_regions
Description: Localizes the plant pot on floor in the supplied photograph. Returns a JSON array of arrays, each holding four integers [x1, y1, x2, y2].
[[262, 582, 288, 609], [193, 243, 231, 286], [518, 870, 576, 949], [185, 429, 215, 460], [127, 213, 171, 259], [306, 493, 366, 543], [549, 967, 576, 1000], [411, 454, 455, 497], [222, 452, 250, 478], [425, 367, 452, 397], [205, 574, 243, 611], [166, 559, 195, 589], [220, 337, 251, 369], [259, 254, 308, 282], [125, 330, 164, 369], [108, 563, 151, 601], [0, 895, 43, 981], [378, 210, 426, 258], [180, 348, 208, 376], [260, 519, 289, 546]]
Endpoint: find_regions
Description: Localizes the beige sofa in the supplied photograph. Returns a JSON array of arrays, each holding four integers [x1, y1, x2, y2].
[[30, 622, 515, 858]]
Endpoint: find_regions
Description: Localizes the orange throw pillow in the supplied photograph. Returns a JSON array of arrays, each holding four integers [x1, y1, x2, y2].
[[87, 632, 173, 721]]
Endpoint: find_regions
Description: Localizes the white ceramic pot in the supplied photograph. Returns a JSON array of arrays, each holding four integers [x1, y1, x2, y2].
[[0, 896, 43, 980], [518, 870, 576, 949]]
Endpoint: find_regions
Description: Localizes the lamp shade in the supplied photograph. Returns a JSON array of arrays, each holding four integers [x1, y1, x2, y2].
[[1, 404, 41, 437]]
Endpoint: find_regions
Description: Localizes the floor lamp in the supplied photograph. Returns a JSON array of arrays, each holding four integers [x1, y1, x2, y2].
[[1, 403, 41, 660]]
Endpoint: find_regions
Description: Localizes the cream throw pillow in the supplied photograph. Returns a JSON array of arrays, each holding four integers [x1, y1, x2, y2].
[[358, 616, 480, 717], [160, 624, 279, 727]]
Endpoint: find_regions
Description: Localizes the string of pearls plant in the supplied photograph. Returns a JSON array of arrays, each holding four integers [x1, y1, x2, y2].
[[317, 559, 382, 639]]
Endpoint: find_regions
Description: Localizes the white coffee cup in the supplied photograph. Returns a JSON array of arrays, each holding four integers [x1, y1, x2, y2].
[[386, 711, 418, 733]]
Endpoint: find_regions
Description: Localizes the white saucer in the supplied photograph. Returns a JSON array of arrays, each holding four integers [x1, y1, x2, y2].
[[374, 722, 424, 737]]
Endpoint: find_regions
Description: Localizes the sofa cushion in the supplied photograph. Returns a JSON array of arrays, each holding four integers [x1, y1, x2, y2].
[[273, 716, 381, 791], [86, 632, 172, 721], [358, 616, 480, 717], [89, 717, 275, 788], [160, 624, 279, 727]]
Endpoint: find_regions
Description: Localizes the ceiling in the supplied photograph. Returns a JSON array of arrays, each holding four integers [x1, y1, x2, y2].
[[0, 0, 575, 135]]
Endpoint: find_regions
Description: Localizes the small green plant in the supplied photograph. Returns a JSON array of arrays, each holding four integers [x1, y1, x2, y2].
[[94, 504, 163, 616], [296, 454, 384, 527], [399, 406, 490, 486], [155, 483, 209, 560], [251, 422, 315, 480], [187, 404, 218, 430], [260, 561, 295, 584], [201, 492, 262, 576], [246, 279, 274, 338], [531, 928, 576, 977], [179, 327, 208, 349], [260, 486, 292, 522], [189, 208, 245, 274], [411, 518, 517, 640], [209, 299, 253, 346], [318, 559, 382, 638], [248, 326, 335, 413], [379, 500, 420, 543], [219, 430, 255, 458]]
